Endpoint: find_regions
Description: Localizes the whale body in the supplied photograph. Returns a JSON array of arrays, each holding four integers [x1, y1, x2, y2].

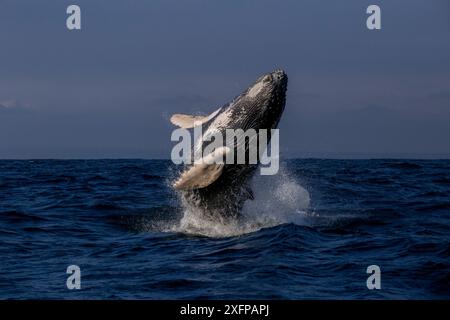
[[170, 70, 288, 221]]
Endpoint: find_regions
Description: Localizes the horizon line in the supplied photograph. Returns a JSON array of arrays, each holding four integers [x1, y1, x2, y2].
[[1, 154, 450, 161]]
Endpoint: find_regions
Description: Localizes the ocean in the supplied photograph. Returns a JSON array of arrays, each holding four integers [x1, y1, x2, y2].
[[0, 159, 449, 299]]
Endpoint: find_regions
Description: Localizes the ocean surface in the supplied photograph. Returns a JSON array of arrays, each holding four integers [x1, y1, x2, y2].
[[0, 159, 449, 299]]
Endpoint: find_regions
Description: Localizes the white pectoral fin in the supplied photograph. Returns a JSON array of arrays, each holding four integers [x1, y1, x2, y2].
[[173, 163, 225, 190], [173, 146, 230, 190], [170, 114, 207, 128], [170, 107, 221, 128]]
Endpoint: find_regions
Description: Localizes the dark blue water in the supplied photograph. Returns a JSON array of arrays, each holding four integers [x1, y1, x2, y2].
[[0, 159, 449, 299]]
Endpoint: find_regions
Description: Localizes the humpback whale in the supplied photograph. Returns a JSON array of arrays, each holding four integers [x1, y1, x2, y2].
[[170, 70, 288, 221]]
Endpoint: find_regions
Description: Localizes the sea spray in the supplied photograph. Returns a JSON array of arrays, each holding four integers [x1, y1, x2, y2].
[[173, 165, 311, 237]]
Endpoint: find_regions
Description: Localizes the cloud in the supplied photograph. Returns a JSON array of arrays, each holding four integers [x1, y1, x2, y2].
[[0, 99, 18, 108], [0, 98, 31, 109]]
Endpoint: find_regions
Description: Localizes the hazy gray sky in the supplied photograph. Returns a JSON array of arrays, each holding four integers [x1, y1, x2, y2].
[[1, 0, 449, 158]]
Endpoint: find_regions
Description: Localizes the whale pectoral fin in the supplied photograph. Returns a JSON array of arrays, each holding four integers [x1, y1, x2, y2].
[[170, 114, 207, 128], [173, 163, 224, 190], [170, 108, 222, 128], [173, 146, 230, 190]]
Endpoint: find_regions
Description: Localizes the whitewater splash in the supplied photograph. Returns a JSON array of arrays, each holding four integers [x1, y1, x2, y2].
[[172, 166, 311, 237]]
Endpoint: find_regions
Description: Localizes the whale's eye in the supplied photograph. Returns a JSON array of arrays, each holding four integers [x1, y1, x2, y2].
[[262, 75, 271, 83]]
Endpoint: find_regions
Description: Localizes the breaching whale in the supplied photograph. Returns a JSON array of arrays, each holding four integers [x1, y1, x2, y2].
[[170, 70, 288, 221]]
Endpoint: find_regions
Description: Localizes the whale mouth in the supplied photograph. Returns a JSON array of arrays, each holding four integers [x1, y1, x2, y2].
[[259, 70, 287, 128], [273, 70, 288, 94]]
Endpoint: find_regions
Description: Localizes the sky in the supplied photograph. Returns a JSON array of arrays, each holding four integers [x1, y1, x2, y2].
[[1, 0, 449, 159]]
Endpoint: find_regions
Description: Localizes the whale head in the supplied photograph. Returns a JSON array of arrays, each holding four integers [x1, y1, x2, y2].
[[226, 69, 288, 131]]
